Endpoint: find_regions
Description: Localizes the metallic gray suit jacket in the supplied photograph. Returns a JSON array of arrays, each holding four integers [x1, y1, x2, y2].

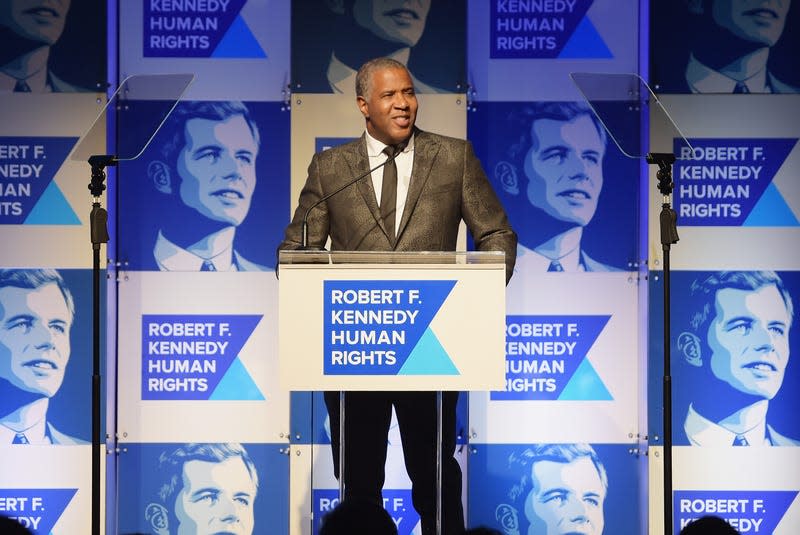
[[280, 129, 517, 281]]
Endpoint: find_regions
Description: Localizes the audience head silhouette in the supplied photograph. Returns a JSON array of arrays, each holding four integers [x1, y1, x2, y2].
[[319, 498, 398, 535], [679, 515, 740, 535], [0, 516, 33, 535]]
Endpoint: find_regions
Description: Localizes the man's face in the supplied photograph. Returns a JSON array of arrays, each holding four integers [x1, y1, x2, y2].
[[358, 66, 418, 146], [525, 115, 605, 227], [711, 0, 791, 47], [175, 114, 258, 227], [173, 457, 257, 535], [707, 284, 791, 399], [352, 0, 431, 47], [0, 283, 72, 398], [0, 0, 71, 45], [528, 457, 606, 535]]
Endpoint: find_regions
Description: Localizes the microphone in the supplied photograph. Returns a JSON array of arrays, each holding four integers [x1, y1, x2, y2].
[[301, 143, 406, 249]]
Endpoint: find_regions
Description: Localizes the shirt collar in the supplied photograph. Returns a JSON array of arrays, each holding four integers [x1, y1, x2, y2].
[[364, 129, 415, 158], [686, 53, 769, 93], [154, 231, 237, 272], [0, 419, 51, 445], [685, 404, 770, 447], [0, 68, 51, 93], [514, 244, 585, 272]]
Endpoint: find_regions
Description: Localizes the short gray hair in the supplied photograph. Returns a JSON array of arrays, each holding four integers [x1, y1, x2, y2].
[[355, 57, 409, 98]]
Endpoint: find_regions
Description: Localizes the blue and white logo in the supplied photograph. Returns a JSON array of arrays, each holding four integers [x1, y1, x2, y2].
[[674, 490, 798, 534], [0, 137, 79, 225], [313, 489, 419, 535], [0, 488, 77, 534], [144, 0, 266, 58], [141, 314, 263, 400], [492, 315, 611, 400], [323, 280, 459, 376], [490, 0, 611, 59], [675, 138, 798, 226]]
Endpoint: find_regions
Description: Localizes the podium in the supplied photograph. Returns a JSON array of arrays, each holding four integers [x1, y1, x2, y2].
[[278, 250, 507, 533]]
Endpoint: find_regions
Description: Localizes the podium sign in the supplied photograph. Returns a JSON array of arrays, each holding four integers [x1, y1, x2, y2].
[[279, 251, 506, 391]]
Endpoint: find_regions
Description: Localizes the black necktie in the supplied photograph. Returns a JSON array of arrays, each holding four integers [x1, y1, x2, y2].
[[12, 433, 29, 444], [548, 260, 564, 272], [733, 82, 750, 94], [14, 79, 31, 93], [380, 145, 401, 243], [200, 260, 216, 271]]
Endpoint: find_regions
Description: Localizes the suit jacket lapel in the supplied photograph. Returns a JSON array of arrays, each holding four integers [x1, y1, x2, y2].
[[346, 135, 390, 238], [397, 129, 439, 241]]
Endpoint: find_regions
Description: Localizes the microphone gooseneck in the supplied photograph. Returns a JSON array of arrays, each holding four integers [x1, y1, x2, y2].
[[301, 143, 406, 249]]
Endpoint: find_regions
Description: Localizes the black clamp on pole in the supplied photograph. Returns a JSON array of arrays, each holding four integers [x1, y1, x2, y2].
[[88, 155, 116, 248]]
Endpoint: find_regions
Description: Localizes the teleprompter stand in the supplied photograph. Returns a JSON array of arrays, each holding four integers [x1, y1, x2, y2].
[[647, 151, 680, 535], [570, 73, 692, 535], [70, 74, 194, 535]]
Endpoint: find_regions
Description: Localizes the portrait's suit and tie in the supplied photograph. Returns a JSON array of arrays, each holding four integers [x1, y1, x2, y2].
[[280, 58, 516, 534]]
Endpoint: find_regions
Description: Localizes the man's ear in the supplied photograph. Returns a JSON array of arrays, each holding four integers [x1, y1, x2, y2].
[[495, 503, 521, 534], [357, 96, 370, 120], [686, 0, 704, 15], [677, 331, 703, 367], [148, 161, 173, 194], [324, 0, 345, 15], [145, 503, 170, 535], [494, 161, 520, 196]]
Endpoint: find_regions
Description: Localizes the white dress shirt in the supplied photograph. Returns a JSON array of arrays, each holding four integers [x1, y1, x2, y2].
[[365, 131, 415, 237], [684, 404, 771, 447], [0, 419, 51, 445], [513, 243, 586, 273], [154, 231, 237, 271], [0, 69, 52, 93], [685, 54, 770, 93]]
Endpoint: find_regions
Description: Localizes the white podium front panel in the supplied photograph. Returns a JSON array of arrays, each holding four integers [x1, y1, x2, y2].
[[279, 261, 505, 391]]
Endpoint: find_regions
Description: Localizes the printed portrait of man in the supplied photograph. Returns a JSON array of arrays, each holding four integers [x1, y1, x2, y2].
[[677, 270, 797, 446], [0, 268, 86, 445], [0, 0, 102, 92], [652, 0, 798, 93], [494, 102, 624, 274], [145, 443, 259, 535], [145, 101, 269, 272], [496, 443, 608, 535], [291, 0, 465, 94]]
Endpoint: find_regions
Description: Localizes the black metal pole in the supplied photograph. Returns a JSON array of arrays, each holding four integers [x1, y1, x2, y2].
[[91, 216, 103, 535], [661, 208, 674, 535], [88, 156, 113, 535], [647, 153, 679, 535]]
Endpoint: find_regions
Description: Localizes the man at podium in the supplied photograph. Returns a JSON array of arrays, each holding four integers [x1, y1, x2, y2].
[[280, 57, 517, 534]]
